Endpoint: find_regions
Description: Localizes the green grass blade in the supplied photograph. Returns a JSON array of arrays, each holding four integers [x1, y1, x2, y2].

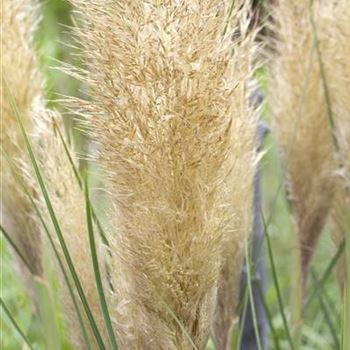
[[235, 287, 249, 350], [84, 176, 119, 349], [255, 281, 281, 350], [262, 211, 295, 350], [0, 298, 35, 350], [304, 240, 345, 310], [4, 78, 106, 350], [310, 271, 340, 349], [2, 141, 91, 349], [244, 244, 262, 350], [341, 293, 345, 350], [29, 194, 93, 350], [344, 211, 350, 350], [0, 223, 35, 275], [53, 119, 110, 248], [2, 146, 93, 350], [52, 115, 114, 293]]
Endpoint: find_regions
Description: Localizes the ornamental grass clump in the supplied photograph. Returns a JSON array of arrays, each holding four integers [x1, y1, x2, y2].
[[67, 1, 258, 349], [0, 0, 43, 284]]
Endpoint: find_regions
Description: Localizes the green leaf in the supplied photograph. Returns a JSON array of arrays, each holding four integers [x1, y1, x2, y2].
[[4, 77, 105, 349], [244, 244, 263, 350], [262, 211, 295, 350], [0, 223, 35, 276], [84, 175, 119, 349], [2, 143, 92, 350]]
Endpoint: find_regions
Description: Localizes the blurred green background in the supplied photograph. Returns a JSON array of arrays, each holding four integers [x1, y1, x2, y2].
[[1, 1, 342, 349]]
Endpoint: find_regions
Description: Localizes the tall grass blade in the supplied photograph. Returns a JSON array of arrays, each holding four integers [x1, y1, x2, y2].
[[0, 223, 35, 275], [244, 244, 262, 350], [0, 298, 34, 350], [84, 175, 118, 349], [235, 287, 249, 350], [344, 212, 350, 350], [53, 119, 110, 248], [305, 239, 345, 310], [29, 193, 93, 350], [235, 288, 249, 350], [4, 77, 106, 350], [310, 271, 340, 349], [2, 145, 93, 350], [262, 210, 295, 350], [255, 281, 281, 350]]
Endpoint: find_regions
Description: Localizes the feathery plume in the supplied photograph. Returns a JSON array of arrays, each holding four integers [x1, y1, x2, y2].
[[68, 1, 258, 348], [213, 77, 260, 350], [270, 0, 338, 288], [0, 0, 43, 280], [30, 110, 108, 349], [325, 0, 350, 292], [325, 0, 350, 200]]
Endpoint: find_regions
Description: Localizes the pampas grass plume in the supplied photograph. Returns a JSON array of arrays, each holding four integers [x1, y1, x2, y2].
[[68, 1, 258, 349], [0, 0, 43, 279], [270, 0, 337, 288]]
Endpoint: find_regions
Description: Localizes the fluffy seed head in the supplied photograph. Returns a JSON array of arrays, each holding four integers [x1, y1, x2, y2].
[[0, 0, 43, 277], [68, 1, 258, 348], [270, 0, 338, 286], [326, 0, 350, 293]]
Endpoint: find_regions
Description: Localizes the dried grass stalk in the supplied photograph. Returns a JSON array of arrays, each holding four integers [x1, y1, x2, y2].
[[270, 0, 338, 288], [67, 1, 258, 349], [0, 0, 43, 281]]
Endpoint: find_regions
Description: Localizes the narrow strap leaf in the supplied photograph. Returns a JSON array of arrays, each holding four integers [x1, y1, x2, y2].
[[262, 210, 295, 350], [2, 145, 93, 350], [4, 76, 106, 350], [0, 223, 35, 275], [84, 175, 119, 349]]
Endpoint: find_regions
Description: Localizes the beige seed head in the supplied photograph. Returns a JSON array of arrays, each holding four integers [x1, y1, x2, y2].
[[270, 0, 338, 288], [0, 0, 43, 281], [67, 1, 258, 349], [325, 0, 350, 292]]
